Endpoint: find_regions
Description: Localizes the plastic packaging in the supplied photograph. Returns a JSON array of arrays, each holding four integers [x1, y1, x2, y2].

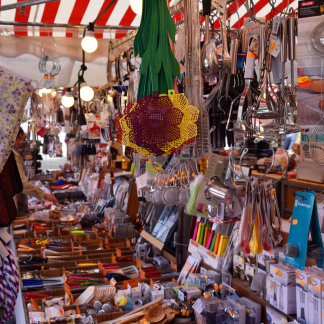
[[114, 292, 135, 311]]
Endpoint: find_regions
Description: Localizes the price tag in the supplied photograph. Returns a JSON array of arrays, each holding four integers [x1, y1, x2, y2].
[[298, 76, 309, 83], [299, 80, 311, 88], [191, 240, 199, 248], [269, 34, 281, 57], [272, 16, 284, 36], [123, 279, 139, 289], [110, 277, 117, 287], [234, 131, 244, 144], [297, 76, 310, 84], [207, 251, 216, 259], [192, 298, 204, 314]]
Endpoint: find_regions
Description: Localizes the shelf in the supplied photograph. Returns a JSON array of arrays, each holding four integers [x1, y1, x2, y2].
[[188, 239, 222, 270], [252, 171, 324, 189], [162, 250, 177, 265], [140, 230, 177, 265], [140, 230, 164, 251], [281, 218, 324, 241]]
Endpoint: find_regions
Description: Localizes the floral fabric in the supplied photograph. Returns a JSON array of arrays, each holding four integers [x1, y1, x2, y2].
[[0, 68, 33, 173]]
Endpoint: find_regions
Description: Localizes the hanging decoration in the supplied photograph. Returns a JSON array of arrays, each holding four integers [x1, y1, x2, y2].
[[117, 91, 199, 157], [116, 0, 199, 157], [38, 56, 61, 90], [134, 0, 180, 99]]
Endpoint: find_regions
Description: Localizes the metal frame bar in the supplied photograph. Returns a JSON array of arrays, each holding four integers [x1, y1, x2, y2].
[[0, 21, 137, 31]]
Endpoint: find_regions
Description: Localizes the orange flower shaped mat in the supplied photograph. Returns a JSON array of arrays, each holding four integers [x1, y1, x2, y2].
[[117, 91, 199, 157]]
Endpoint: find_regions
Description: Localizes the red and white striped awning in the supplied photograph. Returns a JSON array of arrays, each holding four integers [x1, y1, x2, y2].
[[0, 0, 298, 39], [0, 0, 142, 39], [173, 0, 298, 29]]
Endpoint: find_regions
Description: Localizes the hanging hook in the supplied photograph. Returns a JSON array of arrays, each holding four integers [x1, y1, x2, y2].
[[41, 23, 57, 58]]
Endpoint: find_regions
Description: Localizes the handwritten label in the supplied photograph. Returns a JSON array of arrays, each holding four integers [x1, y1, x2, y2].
[[123, 279, 139, 289]]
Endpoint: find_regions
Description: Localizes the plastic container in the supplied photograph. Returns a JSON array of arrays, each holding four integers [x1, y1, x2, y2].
[[204, 298, 225, 324], [114, 292, 135, 311]]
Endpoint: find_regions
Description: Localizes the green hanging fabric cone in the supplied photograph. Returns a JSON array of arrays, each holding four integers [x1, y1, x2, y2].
[[135, 0, 181, 100]]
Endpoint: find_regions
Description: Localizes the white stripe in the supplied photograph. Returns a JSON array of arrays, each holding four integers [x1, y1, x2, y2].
[[106, 0, 127, 39], [106, 0, 126, 26], [54, 0, 75, 23], [53, 30, 67, 37], [27, 5, 37, 36], [34, 3, 45, 22], [33, 3, 45, 36], [229, 3, 247, 28], [290, 1, 298, 10], [52, 0, 75, 37], [256, 0, 281, 18], [0, 0, 17, 22], [169, 0, 181, 6], [131, 14, 141, 27], [102, 31, 111, 39], [81, 0, 105, 25]]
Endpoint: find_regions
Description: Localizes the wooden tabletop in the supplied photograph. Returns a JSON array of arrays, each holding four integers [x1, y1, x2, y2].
[[252, 171, 324, 189]]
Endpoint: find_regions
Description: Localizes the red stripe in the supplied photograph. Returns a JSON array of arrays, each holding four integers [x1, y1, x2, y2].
[[40, 1, 60, 36], [68, 0, 91, 24], [231, 0, 295, 29], [14, 0, 31, 36], [94, 0, 118, 38], [231, 0, 269, 29], [115, 6, 136, 39], [264, 0, 294, 20]]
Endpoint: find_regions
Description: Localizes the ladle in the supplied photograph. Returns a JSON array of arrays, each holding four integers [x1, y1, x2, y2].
[[201, 0, 219, 78]]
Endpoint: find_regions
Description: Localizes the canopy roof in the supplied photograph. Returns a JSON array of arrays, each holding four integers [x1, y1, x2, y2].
[[0, 0, 298, 39], [0, 0, 298, 87]]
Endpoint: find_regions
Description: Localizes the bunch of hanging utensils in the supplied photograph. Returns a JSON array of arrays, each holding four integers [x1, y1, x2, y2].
[[239, 7, 298, 138], [203, 2, 298, 151]]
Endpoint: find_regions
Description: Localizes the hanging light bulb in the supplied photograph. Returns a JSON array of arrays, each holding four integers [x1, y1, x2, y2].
[[80, 83, 94, 101], [130, 0, 142, 15], [81, 22, 98, 53], [38, 88, 56, 97], [62, 88, 75, 108]]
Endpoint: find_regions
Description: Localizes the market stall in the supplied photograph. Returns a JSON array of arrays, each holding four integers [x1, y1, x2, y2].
[[0, 0, 323, 323]]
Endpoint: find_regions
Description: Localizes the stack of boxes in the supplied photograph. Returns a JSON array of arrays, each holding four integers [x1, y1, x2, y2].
[[295, 268, 324, 324], [268, 263, 296, 315]]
